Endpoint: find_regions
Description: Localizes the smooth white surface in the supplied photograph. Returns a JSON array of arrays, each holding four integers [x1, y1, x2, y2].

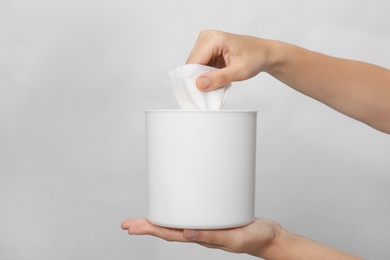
[[146, 111, 257, 229], [169, 64, 230, 110], [1, 1, 390, 260]]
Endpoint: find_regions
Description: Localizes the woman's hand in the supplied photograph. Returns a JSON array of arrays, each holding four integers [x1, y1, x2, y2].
[[186, 30, 281, 91], [187, 29, 390, 133], [121, 217, 281, 257], [121, 217, 363, 259]]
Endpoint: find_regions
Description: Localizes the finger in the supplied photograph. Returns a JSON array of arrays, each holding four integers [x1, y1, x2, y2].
[[186, 40, 215, 66], [186, 30, 226, 65], [196, 64, 246, 91], [121, 218, 146, 230], [121, 219, 189, 242]]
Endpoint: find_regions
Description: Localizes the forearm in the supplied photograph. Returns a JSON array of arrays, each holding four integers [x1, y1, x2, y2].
[[255, 228, 363, 260], [266, 41, 390, 134]]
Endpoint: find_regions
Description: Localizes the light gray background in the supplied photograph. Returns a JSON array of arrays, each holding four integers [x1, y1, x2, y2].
[[1, 0, 389, 259]]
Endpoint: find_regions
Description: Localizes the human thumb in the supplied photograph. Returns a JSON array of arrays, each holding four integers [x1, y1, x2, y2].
[[196, 66, 238, 91]]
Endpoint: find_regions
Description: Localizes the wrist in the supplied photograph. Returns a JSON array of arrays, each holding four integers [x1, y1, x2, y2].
[[254, 226, 364, 260], [262, 39, 286, 76], [247, 220, 284, 259], [253, 225, 287, 259]]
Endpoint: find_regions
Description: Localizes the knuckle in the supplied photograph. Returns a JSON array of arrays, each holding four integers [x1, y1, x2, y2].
[[198, 29, 213, 40], [199, 29, 226, 42]]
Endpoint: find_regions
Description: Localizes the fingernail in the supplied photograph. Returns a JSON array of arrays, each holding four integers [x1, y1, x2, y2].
[[199, 77, 211, 89], [184, 230, 199, 240]]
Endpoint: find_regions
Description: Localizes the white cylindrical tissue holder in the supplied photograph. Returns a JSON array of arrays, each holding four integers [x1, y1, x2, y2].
[[146, 110, 257, 229]]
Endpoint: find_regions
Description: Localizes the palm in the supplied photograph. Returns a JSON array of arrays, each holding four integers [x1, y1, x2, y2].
[[121, 218, 280, 256]]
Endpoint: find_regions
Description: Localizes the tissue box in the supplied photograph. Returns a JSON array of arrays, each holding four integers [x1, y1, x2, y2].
[[146, 110, 257, 229]]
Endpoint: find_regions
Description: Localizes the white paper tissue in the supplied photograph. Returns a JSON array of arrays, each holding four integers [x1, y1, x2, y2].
[[169, 64, 230, 110]]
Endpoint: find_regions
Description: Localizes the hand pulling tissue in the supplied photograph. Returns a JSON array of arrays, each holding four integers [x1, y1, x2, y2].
[[169, 64, 231, 110]]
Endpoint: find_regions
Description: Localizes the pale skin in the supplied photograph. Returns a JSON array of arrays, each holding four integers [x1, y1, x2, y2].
[[122, 30, 390, 259]]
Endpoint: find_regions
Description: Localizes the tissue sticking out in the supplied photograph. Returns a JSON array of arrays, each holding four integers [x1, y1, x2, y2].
[[169, 64, 231, 110]]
